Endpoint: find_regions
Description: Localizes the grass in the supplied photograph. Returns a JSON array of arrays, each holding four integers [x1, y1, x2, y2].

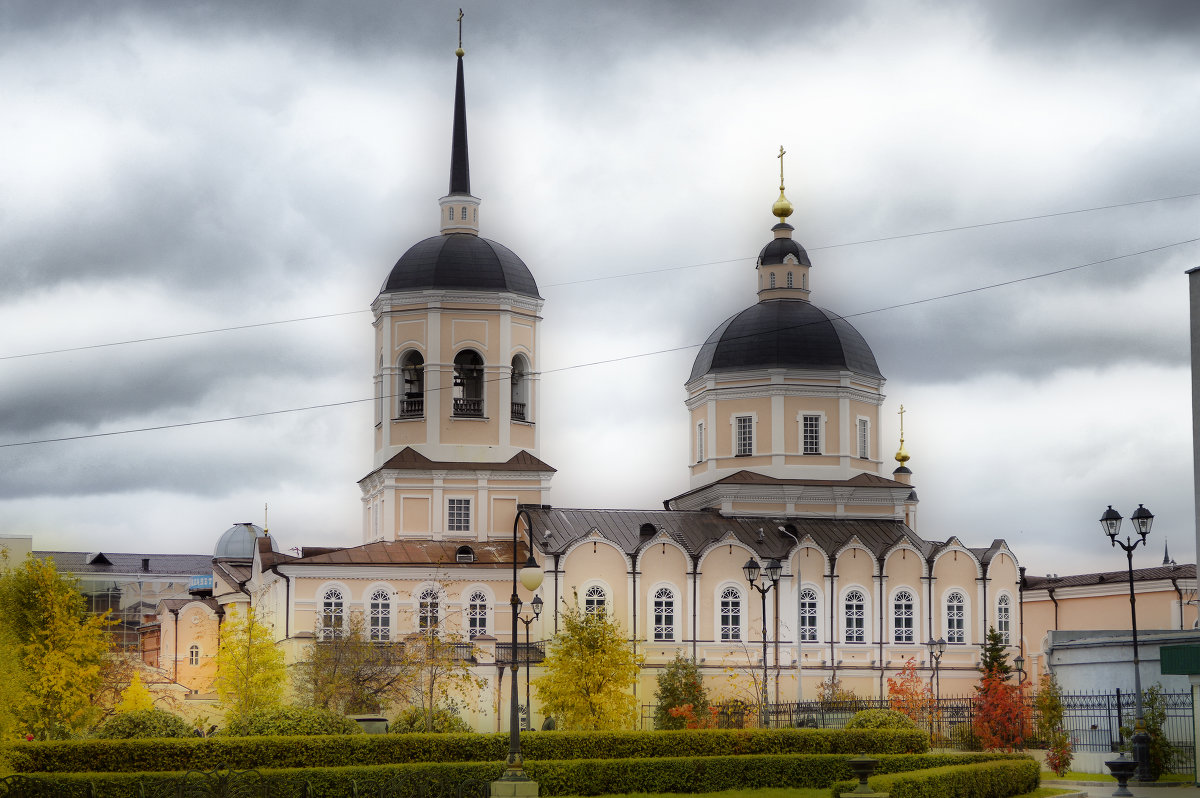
[[1042, 770, 1194, 783]]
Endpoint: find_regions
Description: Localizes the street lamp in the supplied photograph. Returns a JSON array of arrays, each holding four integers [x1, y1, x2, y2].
[[744, 557, 782, 727], [1101, 504, 1155, 783], [517, 594, 543, 729], [500, 508, 544, 783], [1013, 655, 1027, 686], [927, 637, 946, 742]]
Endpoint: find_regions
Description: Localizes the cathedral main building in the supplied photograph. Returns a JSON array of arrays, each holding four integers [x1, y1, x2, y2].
[[150, 42, 1019, 730]]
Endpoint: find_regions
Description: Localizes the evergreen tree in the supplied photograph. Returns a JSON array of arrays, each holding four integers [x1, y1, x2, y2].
[[978, 626, 1012, 679], [652, 653, 709, 730], [0, 554, 115, 739], [532, 597, 643, 730]]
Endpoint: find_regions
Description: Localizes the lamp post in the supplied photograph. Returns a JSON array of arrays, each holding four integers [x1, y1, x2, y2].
[[500, 508, 545, 783], [1101, 503, 1155, 783], [927, 637, 946, 742], [517, 594, 543, 730], [1013, 655, 1027, 686], [744, 557, 782, 727]]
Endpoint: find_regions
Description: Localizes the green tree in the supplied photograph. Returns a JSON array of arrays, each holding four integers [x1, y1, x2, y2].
[[215, 606, 286, 726], [653, 653, 709, 730], [294, 611, 415, 715], [533, 598, 642, 730], [978, 627, 1012, 679], [400, 631, 485, 732], [117, 672, 155, 713], [0, 554, 115, 739]]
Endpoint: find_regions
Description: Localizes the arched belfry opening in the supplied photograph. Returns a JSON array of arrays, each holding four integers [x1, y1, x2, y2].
[[453, 350, 484, 417], [400, 351, 424, 418], [511, 354, 531, 422]]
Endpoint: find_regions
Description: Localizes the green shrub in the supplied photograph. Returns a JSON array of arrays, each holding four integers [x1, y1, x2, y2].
[[390, 706, 474, 733], [0, 751, 1036, 796], [830, 756, 1039, 798], [950, 722, 982, 751], [845, 709, 917, 730], [93, 709, 194, 739], [8, 727, 930, 774], [222, 706, 361, 737]]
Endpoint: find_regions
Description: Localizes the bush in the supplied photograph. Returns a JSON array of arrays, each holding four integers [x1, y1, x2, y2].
[[950, 722, 982, 751], [222, 706, 361, 737], [93, 709, 194, 740], [846, 709, 918, 730], [830, 757, 1039, 798], [6, 727, 930, 774], [390, 706, 473, 734], [653, 654, 709, 730]]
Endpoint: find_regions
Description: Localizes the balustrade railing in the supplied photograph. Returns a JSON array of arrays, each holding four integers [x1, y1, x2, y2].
[[452, 397, 483, 417], [512, 401, 527, 421]]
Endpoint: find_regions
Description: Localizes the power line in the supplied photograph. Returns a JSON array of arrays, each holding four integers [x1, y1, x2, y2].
[[3, 189, 1197, 362], [4, 233, 1196, 450]]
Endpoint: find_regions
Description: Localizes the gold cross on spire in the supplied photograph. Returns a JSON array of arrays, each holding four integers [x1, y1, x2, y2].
[[457, 9, 464, 47], [777, 145, 787, 191], [898, 404, 906, 438]]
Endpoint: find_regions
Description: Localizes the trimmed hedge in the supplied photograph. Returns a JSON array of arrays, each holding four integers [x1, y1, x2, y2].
[[3, 727, 929, 774], [5, 752, 1034, 797], [829, 757, 1040, 798]]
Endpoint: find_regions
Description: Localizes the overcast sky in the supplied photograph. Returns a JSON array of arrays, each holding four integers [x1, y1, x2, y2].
[[2, 1, 1199, 578]]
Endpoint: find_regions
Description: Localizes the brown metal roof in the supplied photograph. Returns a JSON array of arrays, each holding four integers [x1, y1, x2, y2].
[[279, 538, 529, 568], [362, 447, 556, 480], [665, 469, 911, 507], [1023, 563, 1196, 591]]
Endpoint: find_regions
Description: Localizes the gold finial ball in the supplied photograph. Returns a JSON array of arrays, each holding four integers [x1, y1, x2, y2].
[[772, 191, 794, 220], [455, 47, 465, 57], [895, 443, 910, 465]]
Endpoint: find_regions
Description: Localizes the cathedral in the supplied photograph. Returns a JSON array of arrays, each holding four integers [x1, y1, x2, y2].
[[146, 39, 1020, 730]]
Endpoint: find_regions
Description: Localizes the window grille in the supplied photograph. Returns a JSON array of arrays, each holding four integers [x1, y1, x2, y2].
[[894, 589, 914, 643], [799, 588, 818, 642], [448, 499, 471, 532], [653, 587, 674, 641], [736, 416, 753, 456], [802, 415, 821, 454], [857, 418, 870, 459], [845, 589, 865, 643], [321, 587, 345, 639], [584, 585, 607, 615], [997, 594, 1011, 645], [369, 588, 391, 642], [720, 586, 741, 641], [468, 591, 488, 639], [946, 591, 965, 643]]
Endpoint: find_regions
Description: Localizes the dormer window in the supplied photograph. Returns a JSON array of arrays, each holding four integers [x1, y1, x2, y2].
[[456, 545, 476, 563]]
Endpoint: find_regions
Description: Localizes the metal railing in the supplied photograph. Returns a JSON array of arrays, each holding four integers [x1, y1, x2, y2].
[[496, 641, 546, 664], [512, 402, 526, 422], [452, 398, 483, 417], [397, 397, 424, 418]]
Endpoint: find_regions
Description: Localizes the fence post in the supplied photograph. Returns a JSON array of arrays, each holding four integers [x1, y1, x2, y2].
[[1116, 688, 1124, 750]]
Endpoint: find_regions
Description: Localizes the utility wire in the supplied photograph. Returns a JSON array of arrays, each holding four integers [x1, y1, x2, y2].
[[3, 190, 1197, 362], [3, 233, 1197, 450]]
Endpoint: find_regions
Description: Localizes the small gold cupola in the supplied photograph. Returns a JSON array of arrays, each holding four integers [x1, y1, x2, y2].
[[772, 145, 794, 221], [893, 404, 912, 485]]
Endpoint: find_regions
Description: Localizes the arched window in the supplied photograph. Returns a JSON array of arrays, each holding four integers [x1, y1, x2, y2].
[[584, 585, 607, 615], [653, 587, 675, 641], [399, 351, 424, 418], [802, 273, 808, 289], [188, 644, 200, 666], [467, 590, 489, 639], [799, 588, 818, 642], [769, 272, 776, 288], [321, 587, 345, 639], [997, 594, 1011, 645], [369, 588, 391, 642], [893, 589, 915, 643], [511, 354, 530, 422], [460, 206, 467, 220], [946, 591, 966, 644], [786, 271, 794, 288], [418, 587, 441, 634], [845, 589, 866, 643], [720, 586, 742, 641], [453, 350, 484, 417], [447, 208, 453, 221]]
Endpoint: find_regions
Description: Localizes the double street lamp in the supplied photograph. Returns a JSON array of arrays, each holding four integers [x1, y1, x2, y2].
[[517, 594, 543, 730], [501, 508, 545, 784], [927, 637, 946, 741], [744, 557, 782, 727], [1101, 503, 1155, 783]]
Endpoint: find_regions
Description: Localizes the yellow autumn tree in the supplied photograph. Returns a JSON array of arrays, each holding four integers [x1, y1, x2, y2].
[[532, 597, 642, 730], [215, 606, 286, 726], [0, 554, 115, 739], [117, 672, 155, 713]]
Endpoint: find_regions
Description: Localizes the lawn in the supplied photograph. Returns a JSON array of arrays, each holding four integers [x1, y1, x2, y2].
[[1042, 770, 1194, 783]]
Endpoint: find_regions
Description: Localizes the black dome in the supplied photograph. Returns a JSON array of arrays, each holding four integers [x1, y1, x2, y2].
[[383, 234, 541, 298], [758, 236, 811, 267], [689, 299, 882, 382]]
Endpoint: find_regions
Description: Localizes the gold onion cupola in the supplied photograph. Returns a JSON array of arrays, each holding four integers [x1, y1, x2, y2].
[[756, 146, 811, 300]]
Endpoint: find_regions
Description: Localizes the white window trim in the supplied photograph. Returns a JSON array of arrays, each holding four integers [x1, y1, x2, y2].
[[187, 643, 201, 666], [798, 411, 826, 455], [648, 582, 679, 642], [942, 588, 969, 645], [841, 585, 870, 645], [890, 586, 919, 644], [796, 583, 822, 644], [462, 584, 494, 639], [366, 583, 394, 642], [581, 580, 611, 615], [731, 412, 757, 457], [446, 496, 472, 534], [414, 582, 446, 634], [856, 416, 871, 460], [715, 582, 746, 642], [695, 421, 705, 463], [996, 592, 1013, 646]]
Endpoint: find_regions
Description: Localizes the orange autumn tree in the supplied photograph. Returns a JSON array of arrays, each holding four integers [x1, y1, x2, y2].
[[887, 658, 936, 731], [972, 627, 1031, 751]]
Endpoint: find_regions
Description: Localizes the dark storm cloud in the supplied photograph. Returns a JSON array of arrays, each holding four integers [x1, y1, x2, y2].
[[971, 0, 1200, 49]]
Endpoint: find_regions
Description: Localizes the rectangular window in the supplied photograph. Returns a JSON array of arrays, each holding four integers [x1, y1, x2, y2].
[[696, 422, 704, 463], [802, 414, 821, 454], [735, 416, 753, 456], [857, 418, 870, 459], [447, 498, 471, 532]]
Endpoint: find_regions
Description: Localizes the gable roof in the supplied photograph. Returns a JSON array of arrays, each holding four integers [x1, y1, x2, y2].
[[34, 550, 212, 577], [362, 448, 555, 481], [272, 538, 530, 568]]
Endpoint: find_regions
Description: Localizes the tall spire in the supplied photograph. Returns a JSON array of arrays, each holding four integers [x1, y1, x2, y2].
[[439, 9, 480, 235], [449, 9, 470, 196]]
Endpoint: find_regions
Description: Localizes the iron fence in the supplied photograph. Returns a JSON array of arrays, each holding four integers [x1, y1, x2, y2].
[[641, 690, 1196, 775]]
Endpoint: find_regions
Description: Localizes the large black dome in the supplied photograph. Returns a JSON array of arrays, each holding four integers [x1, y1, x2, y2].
[[382, 234, 541, 298], [689, 299, 882, 382]]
